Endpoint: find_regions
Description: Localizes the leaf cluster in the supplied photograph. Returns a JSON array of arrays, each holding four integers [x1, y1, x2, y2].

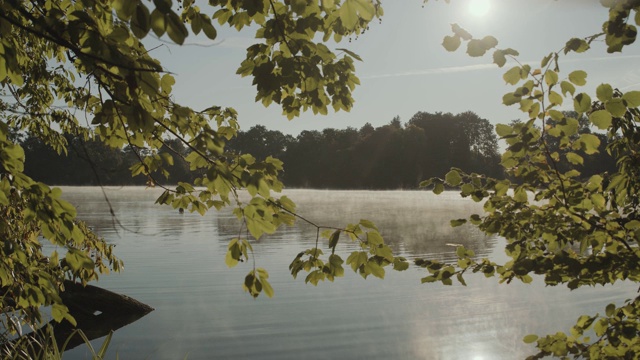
[[288, 219, 409, 285], [419, 1, 640, 357], [0, 0, 390, 335]]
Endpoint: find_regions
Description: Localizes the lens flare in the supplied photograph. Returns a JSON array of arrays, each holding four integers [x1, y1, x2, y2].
[[469, 0, 491, 17]]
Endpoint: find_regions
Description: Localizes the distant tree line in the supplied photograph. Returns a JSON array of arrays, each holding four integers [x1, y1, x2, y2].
[[229, 111, 502, 188], [17, 134, 193, 186], [17, 111, 615, 189]]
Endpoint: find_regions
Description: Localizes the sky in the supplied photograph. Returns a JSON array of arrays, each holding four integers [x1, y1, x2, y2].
[[146, 0, 640, 136]]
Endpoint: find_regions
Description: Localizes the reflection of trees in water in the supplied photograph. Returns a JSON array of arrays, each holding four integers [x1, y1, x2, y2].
[[61, 188, 498, 262], [215, 190, 498, 261], [61, 187, 194, 241]]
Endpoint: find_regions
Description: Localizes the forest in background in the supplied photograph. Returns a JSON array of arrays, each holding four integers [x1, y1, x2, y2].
[[16, 110, 615, 189]]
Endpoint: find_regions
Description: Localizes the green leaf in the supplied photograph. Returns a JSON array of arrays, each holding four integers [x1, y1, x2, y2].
[[52, 303, 76, 326], [367, 231, 384, 246], [492, 50, 506, 67], [568, 70, 587, 86], [605, 98, 627, 117], [514, 187, 528, 203], [565, 152, 584, 165], [456, 273, 467, 286], [113, 0, 137, 21], [359, 219, 378, 230], [365, 261, 385, 279], [503, 66, 521, 85], [445, 170, 462, 186], [166, 12, 188, 44], [225, 248, 239, 268], [573, 93, 591, 114], [442, 35, 461, 52], [201, 16, 218, 40], [153, 0, 173, 13], [623, 90, 640, 107], [329, 230, 340, 249], [624, 220, 640, 230], [261, 278, 274, 298], [589, 110, 612, 129], [591, 193, 606, 209], [65, 249, 94, 271], [564, 38, 589, 53], [466, 39, 487, 57], [451, 23, 472, 40], [131, 3, 151, 38], [596, 83, 614, 102], [339, 0, 374, 29], [495, 124, 512, 137], [481, 35, 498, 49], [544, 70, 558, 86], [560, 81, 575, 96], [433, 183, 445, 195], [502, 93, 520, 106], [577, 133, 601, 155], [548, 91, 563, 105], [450, 219, 467, 227], [523, 334, 539, 344], [606, 303, 616, 317], [594, 318, 608, 337], [150, 9, 166, 37], [393, 257, 409, 271], [337, 48, 363, 61]]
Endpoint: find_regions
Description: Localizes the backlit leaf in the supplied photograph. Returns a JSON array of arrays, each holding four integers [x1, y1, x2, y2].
[[589, 110, 612, 129], [568, 70, 587, 86], [503, 66, 521, 85], [442, 35, 461, 52], [566, 152, 583, 165], [605, 98, 627, 117], [623, 90, 640, 107], [544, 70, 558, 86], [596, 83, 613, 102], [495, 124, 512, 137], [560, 81, 575, 96], [523, 334, 538, 344], [573, 93, 591, 114], [445, 170, 462, 186]]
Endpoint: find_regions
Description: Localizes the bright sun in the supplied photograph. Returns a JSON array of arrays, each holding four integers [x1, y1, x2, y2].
[[469, 0, 491, 18]]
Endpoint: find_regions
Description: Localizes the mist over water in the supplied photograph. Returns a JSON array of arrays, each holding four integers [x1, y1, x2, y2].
[[59, 187, 635, 360]]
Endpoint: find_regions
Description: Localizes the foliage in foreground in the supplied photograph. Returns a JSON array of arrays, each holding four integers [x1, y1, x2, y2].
[[419, 0, 640, 358], [0, 0, 409, 352], [17, 111, 504, 189], [2, 326, 112, 360], [1, 0, 640, 359]]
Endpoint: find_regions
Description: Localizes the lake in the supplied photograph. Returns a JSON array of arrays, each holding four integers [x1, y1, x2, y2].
[[57, 187, 634, 359]]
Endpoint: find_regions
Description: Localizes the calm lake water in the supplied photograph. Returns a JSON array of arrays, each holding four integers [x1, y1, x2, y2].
[[57, 187, 635, 360]]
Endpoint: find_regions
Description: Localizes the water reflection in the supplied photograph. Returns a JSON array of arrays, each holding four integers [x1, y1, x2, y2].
[[55, 187, 638, 360], [215, 190, 498, 261]]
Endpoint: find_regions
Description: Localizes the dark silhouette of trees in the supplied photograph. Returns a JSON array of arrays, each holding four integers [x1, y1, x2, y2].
[[21, 135, 194, 186], [282, 111, 503, 188], [227, 125, 294, 161], [407, 111, 501, 179], [23, 110, 616, 189]]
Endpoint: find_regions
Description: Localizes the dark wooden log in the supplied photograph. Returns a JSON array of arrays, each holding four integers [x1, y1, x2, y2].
[[3, 281, 153, 356]]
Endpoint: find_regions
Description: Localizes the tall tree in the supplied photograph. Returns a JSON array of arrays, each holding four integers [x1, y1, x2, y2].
[[409, 111, 500, 179]]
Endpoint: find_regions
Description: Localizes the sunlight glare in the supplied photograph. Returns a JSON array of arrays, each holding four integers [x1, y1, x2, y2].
[[469, 0, 491, 18]]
